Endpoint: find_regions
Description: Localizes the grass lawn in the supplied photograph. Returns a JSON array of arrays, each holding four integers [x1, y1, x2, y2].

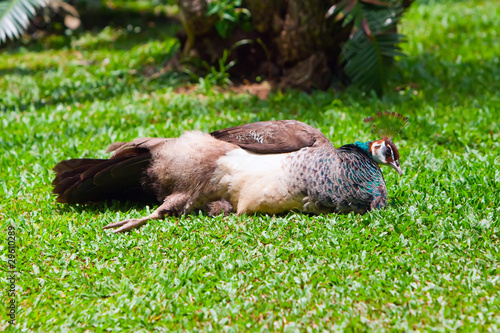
[[1, 0, 499, 331]]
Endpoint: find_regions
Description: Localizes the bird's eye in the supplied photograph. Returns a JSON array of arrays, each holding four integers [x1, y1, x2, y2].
[[385, 146, 393, 160]]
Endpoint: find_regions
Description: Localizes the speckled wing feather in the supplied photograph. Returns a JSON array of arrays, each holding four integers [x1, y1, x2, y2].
[[210, 120, 332, 154]]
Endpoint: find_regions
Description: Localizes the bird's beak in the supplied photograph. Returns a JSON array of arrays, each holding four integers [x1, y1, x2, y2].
[[389, 160, 403, 175]]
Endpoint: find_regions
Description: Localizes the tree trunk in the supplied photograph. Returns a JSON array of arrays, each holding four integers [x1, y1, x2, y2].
[[176, 0, 411, 91]]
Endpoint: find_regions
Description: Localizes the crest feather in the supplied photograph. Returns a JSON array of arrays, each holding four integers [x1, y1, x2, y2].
[[363, 111, 408, 139]]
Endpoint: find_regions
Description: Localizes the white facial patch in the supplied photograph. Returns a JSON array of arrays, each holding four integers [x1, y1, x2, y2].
[[371, 141, 387, 164]]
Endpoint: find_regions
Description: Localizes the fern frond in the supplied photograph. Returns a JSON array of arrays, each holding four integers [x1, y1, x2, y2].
[[341, 0, 406, 95], [0, 0, 51, 43]]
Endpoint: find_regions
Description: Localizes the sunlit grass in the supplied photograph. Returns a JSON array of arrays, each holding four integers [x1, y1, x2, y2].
[[1, 0, 499, 331]]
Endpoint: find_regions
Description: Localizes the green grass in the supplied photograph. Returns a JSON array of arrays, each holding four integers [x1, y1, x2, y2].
[[1, 0, 499, 331]]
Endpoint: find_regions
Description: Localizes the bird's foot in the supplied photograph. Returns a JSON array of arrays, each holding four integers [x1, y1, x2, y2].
[[103, 193, 193, 233], [103, 218, 149, 233]]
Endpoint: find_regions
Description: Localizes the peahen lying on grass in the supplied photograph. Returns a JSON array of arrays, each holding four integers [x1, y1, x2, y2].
[[52, 111, 408, 232]]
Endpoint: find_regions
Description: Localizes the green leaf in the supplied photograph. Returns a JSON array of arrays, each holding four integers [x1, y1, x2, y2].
[[0, 0, 52, 43], [341, 1, 405, 95], [206, 4, 221, 17], [222, 11, 237, 22], [343, 31, 403, 95]]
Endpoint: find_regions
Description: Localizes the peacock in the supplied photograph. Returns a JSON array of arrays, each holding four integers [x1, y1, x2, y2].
[[52, 111, 408, 232]]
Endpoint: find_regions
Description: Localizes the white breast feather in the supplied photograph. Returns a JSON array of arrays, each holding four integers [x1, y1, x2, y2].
[[215, 149, 302, 214]]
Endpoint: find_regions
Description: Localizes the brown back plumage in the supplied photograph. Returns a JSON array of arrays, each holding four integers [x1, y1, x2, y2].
[[211, 120, 332, 154]]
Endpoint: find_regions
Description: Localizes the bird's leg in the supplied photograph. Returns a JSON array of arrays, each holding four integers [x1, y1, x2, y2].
[[103, 193, 191, 233], [200, 199, 233, 216]]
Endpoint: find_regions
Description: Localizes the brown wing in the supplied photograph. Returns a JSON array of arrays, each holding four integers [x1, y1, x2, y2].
[[210, 120, 332, 154]]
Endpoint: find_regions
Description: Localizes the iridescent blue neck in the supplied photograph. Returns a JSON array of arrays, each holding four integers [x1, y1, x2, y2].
[[354, 141, 372, 156]]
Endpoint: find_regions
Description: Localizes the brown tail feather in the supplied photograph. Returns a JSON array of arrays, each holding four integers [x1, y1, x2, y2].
[[52, 149, 154, 203]]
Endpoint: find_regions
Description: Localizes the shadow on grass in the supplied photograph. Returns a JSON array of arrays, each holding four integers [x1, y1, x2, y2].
[[2, 27, 497, 115], [0, 6, 184, 111], [1, 5, 181, 53], [0, 67, 35, 77], [395, 52, 499, 100], [54, 197, 404, 225], [55, 199, 158, 215], [0, 54, 183, 112]]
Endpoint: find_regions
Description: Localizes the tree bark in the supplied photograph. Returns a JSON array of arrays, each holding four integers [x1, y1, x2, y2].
[[176, 0, 410, 91]]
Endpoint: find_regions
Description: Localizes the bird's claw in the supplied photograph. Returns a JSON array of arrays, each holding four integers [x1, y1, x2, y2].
[[103, 219, 147, 233], [102, 201, 173, 233]]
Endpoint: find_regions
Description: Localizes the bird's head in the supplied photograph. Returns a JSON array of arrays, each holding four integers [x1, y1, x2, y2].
[[363, 111, 408, 176], [369, 138, 402, 175]]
